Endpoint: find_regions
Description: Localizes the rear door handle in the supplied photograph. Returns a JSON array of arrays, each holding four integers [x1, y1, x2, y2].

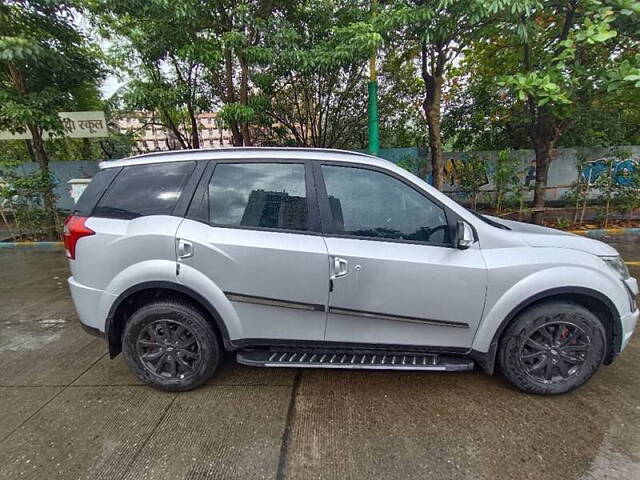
[[177, 239, 193, 260], [330, 257, 348, 279]]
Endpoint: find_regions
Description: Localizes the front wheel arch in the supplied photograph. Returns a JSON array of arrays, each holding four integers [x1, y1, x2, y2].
[[471, 288, 620, 375]]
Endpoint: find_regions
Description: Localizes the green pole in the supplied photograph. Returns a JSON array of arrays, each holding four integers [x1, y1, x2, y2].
[[367, 0, 379, 156], [368, 78, 379, 156]]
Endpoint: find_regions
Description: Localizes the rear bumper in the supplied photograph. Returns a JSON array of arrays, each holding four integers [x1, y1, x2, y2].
[[68, 276, 107, 333], [620, 308, 639, 352], [80, 322, 105, 339]]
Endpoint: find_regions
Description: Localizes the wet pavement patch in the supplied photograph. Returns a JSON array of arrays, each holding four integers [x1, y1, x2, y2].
[[0, 239, 639, 479]]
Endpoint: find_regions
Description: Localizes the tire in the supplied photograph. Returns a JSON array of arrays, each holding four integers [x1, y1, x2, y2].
[[499, 301, 606, 395], [122, 300, 220, 392]]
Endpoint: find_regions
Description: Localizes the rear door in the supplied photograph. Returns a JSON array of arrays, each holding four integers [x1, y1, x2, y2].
[[316, 163, 487, 350], [176, 159, 330, 342], [72, 161, 199, 293]]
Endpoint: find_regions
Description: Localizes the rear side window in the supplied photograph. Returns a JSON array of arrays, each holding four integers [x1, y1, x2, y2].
[[207, 162, 308, 231], [93, 161, 196, 219]]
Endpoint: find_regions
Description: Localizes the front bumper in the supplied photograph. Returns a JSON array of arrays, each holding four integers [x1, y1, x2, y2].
[[620, 308, 639, 352]]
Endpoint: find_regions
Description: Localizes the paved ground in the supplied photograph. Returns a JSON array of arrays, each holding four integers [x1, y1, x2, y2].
[[0, 237, 639, 480]]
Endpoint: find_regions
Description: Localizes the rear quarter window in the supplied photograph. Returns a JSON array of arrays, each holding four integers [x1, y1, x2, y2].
[[73, 168, 120, 216], [93, 161, 196, 219]]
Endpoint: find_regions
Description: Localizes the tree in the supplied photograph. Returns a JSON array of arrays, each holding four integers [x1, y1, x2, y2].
[[374, 0, 532, 189], [90, 0, 216, 149], [498, 0, 640, 223], [93, 0, 302, 147], [378, 49, 425, 148], [254, 0, 371, 148], [0, 0, 103, 234]]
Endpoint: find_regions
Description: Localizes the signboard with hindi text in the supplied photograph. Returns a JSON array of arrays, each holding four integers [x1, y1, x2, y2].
[[0, 111, 109, 140]]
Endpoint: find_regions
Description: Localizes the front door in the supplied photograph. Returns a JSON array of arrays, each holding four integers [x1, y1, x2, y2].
[[317, 164, 487, 349], [176, 160, 329, 342]]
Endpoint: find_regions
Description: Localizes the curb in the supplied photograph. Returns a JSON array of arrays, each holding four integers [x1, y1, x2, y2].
[[0, 241, 63, 249], [568, 227, 640, 238]]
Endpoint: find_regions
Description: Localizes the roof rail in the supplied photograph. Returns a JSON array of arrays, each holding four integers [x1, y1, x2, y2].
[[117, 146, 376, 163]]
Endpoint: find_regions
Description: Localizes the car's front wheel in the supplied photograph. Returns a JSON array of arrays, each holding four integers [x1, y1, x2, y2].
[[122, 300, 220, 391], [499, 301, 606, 395]]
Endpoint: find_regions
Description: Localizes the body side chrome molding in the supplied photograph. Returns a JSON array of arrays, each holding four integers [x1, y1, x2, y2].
[[225, 292, 326, 312], [224, 292, 469, 328], [328, 306, 469, 328]]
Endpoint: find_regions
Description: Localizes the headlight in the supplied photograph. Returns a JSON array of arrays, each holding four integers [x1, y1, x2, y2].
[[601, 256, 631, 279]]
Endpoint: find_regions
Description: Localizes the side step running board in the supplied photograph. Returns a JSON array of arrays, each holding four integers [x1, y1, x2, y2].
[[237, 350, 474, 372]]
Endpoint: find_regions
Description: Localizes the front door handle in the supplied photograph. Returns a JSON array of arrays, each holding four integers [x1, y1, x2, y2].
[[330, 257, 348, 279], [177, 239, 193, 260]]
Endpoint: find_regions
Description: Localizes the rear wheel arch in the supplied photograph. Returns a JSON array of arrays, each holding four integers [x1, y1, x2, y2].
[[106, 281, 229, 358], [472, 287, 620, 374]]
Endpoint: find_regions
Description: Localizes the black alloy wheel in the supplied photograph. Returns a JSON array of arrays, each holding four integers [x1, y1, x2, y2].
[[136, 319, 202, 380], [518, 321, 591, 383], [499, 301, 606, 395], [123, 300, 220, 391]]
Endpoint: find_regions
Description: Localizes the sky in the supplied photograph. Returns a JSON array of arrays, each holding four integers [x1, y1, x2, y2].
[[101, 76, 124, 99], [74, 10, 125, 99]]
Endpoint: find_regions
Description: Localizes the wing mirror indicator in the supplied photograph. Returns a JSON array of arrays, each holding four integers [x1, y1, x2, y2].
[[456, 221, 474, 250]]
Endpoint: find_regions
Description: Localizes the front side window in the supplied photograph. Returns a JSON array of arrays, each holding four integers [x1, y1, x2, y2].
[[321, 165, 450, 244], [93, 161, 195, 219], [208, 162, 308, 231]]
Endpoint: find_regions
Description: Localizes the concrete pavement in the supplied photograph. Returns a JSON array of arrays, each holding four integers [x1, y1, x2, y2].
[[0, 238, 639, 479]]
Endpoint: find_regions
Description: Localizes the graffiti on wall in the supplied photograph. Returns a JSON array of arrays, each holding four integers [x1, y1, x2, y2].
[[582, 157, 639, 186]]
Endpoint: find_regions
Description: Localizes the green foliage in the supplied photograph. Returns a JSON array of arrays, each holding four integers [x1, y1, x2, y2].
[[254, 1, 370, 148], [219, 103, 255, 126], [456, 154, 488, 210], [564, 150, 591, 225], [378, 50, 425, 148], [0, 1, 104, 136], [499, 1, 639, 122], [444, 1, 640, 152], [0, 160, 61, 240], [555, 217, 571, 229], [493, 149, 520, 214]]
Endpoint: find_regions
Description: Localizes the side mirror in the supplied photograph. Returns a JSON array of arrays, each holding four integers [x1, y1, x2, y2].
[[456, 221, 474, 250]]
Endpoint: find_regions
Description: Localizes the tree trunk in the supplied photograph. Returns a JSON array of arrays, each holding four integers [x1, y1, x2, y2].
[[81, 138, 92, 159], [423, 82, 444, 189], [27, 124, 58, 237], [531, 140, 552, 225], [187, 103, 200, 149], [223, 48, 244, 146], [419, 44, 445, 190], [24, 140, 36, 162], [239, 57, 252, 146], [530, 108, 561, 225]]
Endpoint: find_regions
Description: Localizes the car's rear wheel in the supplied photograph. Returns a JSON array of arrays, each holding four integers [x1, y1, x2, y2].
[[499, 301, 606, 395], [122, 300, 220, 391]]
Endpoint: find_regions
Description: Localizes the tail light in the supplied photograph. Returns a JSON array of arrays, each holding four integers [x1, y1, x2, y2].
[[63, 215, 95, 259]]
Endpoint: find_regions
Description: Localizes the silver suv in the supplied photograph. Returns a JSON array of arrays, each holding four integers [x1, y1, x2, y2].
[[65, 148, 638, 395]]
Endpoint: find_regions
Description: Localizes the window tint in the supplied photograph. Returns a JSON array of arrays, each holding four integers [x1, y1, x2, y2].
[[321, 165, 450, 244], [208, 163, 308, 231], [93, 161, 195, 219]]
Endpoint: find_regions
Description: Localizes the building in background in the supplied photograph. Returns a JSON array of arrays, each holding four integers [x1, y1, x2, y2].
[[241, 190, 308, 230], [116, 112, 234, 153]]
